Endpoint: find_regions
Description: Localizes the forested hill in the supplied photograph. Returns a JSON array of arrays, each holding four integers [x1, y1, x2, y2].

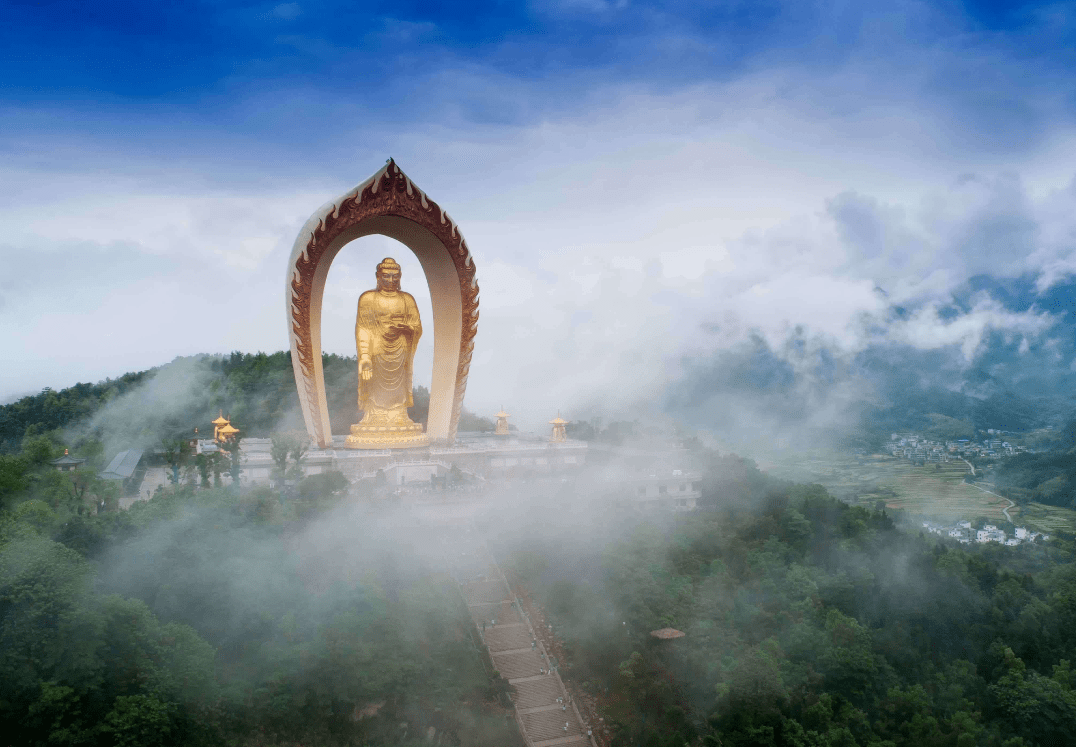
[[0, 352, 492, 453], [1, 370, 153, 452]]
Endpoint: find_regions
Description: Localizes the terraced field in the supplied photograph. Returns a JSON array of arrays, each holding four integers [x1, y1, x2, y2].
[[1014, 502, 1076, 534], [765, 453, 1012, 522]]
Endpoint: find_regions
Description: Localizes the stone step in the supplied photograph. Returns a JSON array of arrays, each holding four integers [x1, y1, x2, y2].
[[468, 601, 522, 626], [483, 624, 533, 653], [522, 708, 582, 743], [520, 703, 567, 715], [533, 738, 590, 747], [512, 677, 566, 711], [461, 580, 510, 605], [492, 649, 546, 680]]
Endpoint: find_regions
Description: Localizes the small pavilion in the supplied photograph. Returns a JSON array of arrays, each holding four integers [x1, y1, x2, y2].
[[50, 449, 86, 472], [549, 413, 569, 444], [217, 421, 240, 445], [494, 408, 511, 436], [211, 411, 231, 441]]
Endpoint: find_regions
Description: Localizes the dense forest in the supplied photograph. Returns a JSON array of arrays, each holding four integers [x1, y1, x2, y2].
[[0, 432, 519, 746], [495, 451, 1076, 747], [0, 351, 494, 454], [5, 425, 1076, 745], [5, 356, 1076, 746]]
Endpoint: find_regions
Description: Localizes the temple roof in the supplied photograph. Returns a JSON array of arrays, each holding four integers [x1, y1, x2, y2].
[[549, 415, 569, 425], [99, 449, 143, 481], [495, 410, 510, 418], [211, 411, 230, 426], [50, 452, 86, 466], [218, 423, 240, 435]]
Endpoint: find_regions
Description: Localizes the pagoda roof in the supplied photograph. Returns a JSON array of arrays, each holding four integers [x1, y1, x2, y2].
[[218, 423, 240, 435], [50, 453, 86, 466], [211, 412, 230, 426], [495, 410, 510, 418], [549, 416, 569, 425]]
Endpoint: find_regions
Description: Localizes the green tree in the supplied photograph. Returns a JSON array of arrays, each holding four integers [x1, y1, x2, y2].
[[195, 453, 210, 488], [161, 440, 188, 485], [0, 454, 30, 508], [989, 646, 1076, 745], [100, 694, 173, 747]]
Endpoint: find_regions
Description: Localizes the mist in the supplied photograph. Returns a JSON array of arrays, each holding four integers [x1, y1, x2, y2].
[[6, 1, 1076, 744]]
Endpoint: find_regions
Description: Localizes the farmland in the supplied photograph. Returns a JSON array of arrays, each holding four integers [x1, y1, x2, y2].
[[763, 453, 1019, 524]]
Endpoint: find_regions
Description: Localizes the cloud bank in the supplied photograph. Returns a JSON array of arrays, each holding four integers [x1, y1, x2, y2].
[[3, 1, 1076, 444]]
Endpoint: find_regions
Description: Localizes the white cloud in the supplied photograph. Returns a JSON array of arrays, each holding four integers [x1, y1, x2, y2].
[[886, 297, 1054, 363], [5, 32, 1076, 431]]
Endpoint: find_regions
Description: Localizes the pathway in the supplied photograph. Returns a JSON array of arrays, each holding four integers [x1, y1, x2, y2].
[[961, 459, 1014, 521], [442, 528, 597, 747], [969, 483, 1015, 522]]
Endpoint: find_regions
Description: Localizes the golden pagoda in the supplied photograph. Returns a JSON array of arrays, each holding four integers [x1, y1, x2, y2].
[[217, 419, 240, 445], [211, 411, 230, 441], [494, 408, 511, 436], [549, 413, 569, 444]]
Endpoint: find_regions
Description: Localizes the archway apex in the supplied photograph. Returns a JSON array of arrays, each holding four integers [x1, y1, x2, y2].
[[285, 161, 479, 448]]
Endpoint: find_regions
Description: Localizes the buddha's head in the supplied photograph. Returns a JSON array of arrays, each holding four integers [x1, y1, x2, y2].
[[376, 257, 402, 292]]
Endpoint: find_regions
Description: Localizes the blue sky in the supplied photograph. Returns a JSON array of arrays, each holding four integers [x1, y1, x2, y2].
[[3, 0, 1076, 440]]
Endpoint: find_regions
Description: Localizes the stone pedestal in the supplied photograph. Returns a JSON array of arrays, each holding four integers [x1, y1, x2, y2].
[[345, 421, 429, 449]]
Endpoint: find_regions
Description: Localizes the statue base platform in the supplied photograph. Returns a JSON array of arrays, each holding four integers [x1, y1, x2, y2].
[[344, 421, 429, 450]]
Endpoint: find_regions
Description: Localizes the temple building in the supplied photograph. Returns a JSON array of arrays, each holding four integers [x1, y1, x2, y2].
[[189, 407, 587, 487], [209, 413, 229, 441], [210, 411, 240, 446], [50, 449, 86, 472], [99, 449, 145, 495]]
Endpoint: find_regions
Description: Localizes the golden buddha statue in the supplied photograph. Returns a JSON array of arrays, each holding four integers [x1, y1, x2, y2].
[[345, 257, 429, 448]]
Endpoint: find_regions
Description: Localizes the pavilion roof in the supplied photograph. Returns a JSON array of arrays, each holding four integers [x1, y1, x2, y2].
[[649, 628, 685, 640]]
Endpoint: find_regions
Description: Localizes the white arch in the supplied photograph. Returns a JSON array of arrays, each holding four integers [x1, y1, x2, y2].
[[285, 161, 479, 448]]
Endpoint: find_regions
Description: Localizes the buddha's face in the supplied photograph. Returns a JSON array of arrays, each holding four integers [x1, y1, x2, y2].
[[377, 266, 401, 292]]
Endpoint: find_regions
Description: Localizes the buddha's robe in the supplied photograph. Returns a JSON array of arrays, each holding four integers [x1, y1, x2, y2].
[[355, 289, 422, 418]]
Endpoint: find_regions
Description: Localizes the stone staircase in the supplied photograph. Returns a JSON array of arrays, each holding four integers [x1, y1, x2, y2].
[[522, 708, 585, 743], [512, 677, 565, 710], [469, 601, 522, 626], [461, 579, 511, 605], [444, 527, 596, 747], [484, 623, 532, 652]]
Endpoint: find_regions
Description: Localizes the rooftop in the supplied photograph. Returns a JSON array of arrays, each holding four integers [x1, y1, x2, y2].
[[99, 449, 144, 480], [650, 628, 685, 640]]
